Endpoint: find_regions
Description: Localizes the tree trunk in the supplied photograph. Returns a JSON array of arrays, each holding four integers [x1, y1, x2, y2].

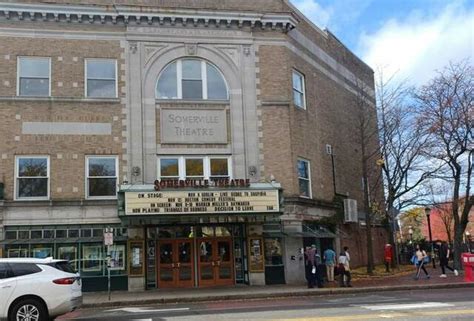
[[364, 176, 374, 275], [453, 224, 466, 270]]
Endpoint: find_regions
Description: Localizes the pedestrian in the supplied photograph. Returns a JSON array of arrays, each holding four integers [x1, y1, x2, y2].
[[384, 244, 393, 272], [338, 251, 352, 287], [323, 247, 336, 282], [314, 249, 324, 288], [304, 245, 317, 288], [344, 246, 350, 263], [437, 241, 458, 277], [414, 244, 430, 280]]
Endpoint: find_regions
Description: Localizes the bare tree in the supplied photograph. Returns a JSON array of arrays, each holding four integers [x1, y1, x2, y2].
[[352, 78, 383, 275], [415, 61, 473, 269], [376, 71, 436, 267]]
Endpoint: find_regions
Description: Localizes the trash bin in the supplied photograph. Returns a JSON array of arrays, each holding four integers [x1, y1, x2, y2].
[[461, 252, 474, 282]]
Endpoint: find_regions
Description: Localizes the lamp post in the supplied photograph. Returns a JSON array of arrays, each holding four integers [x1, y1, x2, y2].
[[466, 231, 471, 253], [425, 207, 436, 269]]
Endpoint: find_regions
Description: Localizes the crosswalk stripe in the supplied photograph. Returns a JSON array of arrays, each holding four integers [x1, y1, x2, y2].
[[356, 302, 453, 311]]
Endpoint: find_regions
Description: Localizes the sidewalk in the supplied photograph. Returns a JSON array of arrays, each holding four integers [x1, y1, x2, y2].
[[82, 266, 473, 308]]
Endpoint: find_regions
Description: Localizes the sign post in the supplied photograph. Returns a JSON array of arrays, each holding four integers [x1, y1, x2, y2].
[[104, 228, 114, 301]]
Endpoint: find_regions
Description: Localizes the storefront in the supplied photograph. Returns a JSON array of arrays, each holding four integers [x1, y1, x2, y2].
[[1, 225, 129, 292], [119, 182, 282, 289]]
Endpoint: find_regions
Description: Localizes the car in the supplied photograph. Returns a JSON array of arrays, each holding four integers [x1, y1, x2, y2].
[[0, 257, 82, 321]]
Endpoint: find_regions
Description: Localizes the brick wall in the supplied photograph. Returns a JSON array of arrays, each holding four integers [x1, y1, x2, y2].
[[0, 37, 125, 200]]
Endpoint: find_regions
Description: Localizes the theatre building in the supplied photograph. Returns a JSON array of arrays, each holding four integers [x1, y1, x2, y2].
[[0, 0, 386, 291]]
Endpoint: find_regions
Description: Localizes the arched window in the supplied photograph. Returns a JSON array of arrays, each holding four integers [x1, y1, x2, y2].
[[156, 59, 228, 100]]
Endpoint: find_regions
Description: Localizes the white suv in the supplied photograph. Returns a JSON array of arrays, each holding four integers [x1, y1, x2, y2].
[[0, 257, 82, 321]]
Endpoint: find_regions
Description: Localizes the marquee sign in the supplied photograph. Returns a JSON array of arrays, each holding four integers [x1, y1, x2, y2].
[[124, 189, 279, 215]]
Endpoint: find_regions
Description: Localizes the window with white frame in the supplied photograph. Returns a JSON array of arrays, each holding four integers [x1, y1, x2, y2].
[[158, 156, 231, 180], [15, 156, 49, 199], [17, 57, 50, 96], [86, 156, 118, 198], [85, 59, 117, 98], [156, 59, 228, 100], [297, 159, 311, 198], [292, 70, 306, 109]]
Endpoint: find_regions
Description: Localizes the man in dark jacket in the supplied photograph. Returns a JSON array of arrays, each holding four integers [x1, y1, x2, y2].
[[437, 241, 458, 277]]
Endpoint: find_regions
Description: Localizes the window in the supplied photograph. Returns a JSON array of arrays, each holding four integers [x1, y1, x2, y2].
[[5, 231, 17, 240], [160, 158, 179, 180], [158, 156, 231, 181], [10, 263, 42, 277], [292, 70, 306, 109], [17, 57, 50, 96], [86, 156, 118, 198], [156, 59, 228, 100], [15, 156, 49, 200], [18, 231, 29, 239], [185, 158, 204, 179], [31, 230, 42, 239], [0, 263, 12, 279], [85, 59, 117, 98], [297, 159, 311, 198], [210, 158, 229, 179]]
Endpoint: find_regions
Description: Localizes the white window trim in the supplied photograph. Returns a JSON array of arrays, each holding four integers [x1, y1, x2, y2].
[[17, 56, 51, 97], [156, 58, 229, 101], [84, 58, 118, 98], [157, 156, 232, 180], [292, 69, 306, 110], [14, 155, 50, 201], [297, 158, 312, 199], [85, 155, 119, 200]]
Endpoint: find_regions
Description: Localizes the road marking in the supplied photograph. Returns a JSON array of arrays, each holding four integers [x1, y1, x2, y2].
[[355, 302, 453, 311], [105, 307, 190, 313], [279, 309, 474, 321]]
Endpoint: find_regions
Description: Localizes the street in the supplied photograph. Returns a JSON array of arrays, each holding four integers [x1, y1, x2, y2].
[[60, 287, 474, 320]]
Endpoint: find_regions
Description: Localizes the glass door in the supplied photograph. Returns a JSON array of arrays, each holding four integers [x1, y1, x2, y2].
[[157, 239, 194, 288], [215, 238, 234, 286], [197, 238, 234, 287], [197, 239, 214, 287], [157, 241, 175, 288]]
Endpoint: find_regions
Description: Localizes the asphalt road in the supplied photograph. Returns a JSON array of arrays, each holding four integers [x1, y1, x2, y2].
[[59, 287, 474, 321]]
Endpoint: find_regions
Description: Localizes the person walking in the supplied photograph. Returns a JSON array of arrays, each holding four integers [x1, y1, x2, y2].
[[304, 245, 317, 288], [338, 251, 352, 287], [437, 241, 458, 277], [414, 244, 430, 280], [323, 247, 336, 282]]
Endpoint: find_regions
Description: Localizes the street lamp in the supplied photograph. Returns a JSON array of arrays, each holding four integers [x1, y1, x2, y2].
[[425, 207, 436, 269], [466, 231, 472, 252], [408, 226, 413, 243]]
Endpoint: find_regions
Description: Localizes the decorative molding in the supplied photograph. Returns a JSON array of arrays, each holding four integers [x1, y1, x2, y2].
[[215, 45, 240, 68], [144, 44, 168, 66], [129, 41, 138, 54], [243, 45, 251, 56], [0, 2, 297, 31], [185, 43, 198, 56]]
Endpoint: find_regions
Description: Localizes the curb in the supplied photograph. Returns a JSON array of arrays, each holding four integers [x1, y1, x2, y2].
[[81, 282, 474, 309]]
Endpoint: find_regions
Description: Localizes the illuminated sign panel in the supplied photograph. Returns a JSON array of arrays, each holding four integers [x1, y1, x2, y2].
[[124, 189, 279, 215]]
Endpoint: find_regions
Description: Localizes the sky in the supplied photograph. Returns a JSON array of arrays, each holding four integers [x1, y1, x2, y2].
[[290, 0, 474, 86]]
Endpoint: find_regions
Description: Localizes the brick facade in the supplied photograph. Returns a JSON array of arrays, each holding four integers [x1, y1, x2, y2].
[[0, 0, 387, 291]]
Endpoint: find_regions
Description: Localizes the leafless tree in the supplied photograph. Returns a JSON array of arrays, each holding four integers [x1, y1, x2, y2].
[[352, 77, 383, 275], [376, 71, 436, 266], [415, 61, 473, 270]]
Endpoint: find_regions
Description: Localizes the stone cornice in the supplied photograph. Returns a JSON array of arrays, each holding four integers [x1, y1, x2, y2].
[[0, 2, 297, 31]]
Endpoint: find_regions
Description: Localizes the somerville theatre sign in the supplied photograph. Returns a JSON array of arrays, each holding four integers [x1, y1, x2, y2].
[[123, 179, 280, 216]]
